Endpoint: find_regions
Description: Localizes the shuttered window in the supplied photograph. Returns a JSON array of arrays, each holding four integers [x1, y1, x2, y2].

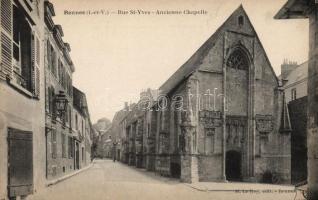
[[52, 49, 56, 76], [47, 40, 51, 71], [58, 59, 62, 84], [1, 0, 13, 80], [31, 34, 40, 98], [12, 5, 20, 72], [62, 133, 66, 158], [1, 32, 12, 79], [68, 136, 73, 158], [36, 36, 40, 66], [1, 0, 12, 34], [45, 85, 49, 112], [48, 86, 55, 115], [12, 4, 33, 90], [51, 130, 57, 159]]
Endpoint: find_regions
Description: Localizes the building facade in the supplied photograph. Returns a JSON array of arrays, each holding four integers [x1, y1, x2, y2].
[[280, 60, 308, 104], [0, 0, 46, 199], [96, 128, 112, 158], [119, 90, 158, 168], [118, 6, 292, 184], [0, 0, 93, 199], [44, 0, 78, 180], [72, 87, 93, 168], [280, 60, 308, 184], [275, 1, 318, 199]]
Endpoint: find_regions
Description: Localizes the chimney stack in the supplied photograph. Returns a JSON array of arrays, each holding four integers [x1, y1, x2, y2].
[[281, 59, 298, 84], [124, 102, 129, 111]]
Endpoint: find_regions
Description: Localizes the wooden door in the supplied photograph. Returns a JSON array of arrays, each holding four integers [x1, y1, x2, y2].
[[7, 128, 33, 197]]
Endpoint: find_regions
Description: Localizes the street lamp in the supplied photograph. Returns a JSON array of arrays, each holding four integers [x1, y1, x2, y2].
[[55, 90, 68, 117]]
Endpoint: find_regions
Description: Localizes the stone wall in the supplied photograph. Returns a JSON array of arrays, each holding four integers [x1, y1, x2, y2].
[[288, 96, 307, 184]]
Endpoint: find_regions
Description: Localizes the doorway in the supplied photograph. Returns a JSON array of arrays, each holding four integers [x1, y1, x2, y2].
[[226, 150, 242, 181], [7, 128, 33, 198], [75, 142, 80, 170]]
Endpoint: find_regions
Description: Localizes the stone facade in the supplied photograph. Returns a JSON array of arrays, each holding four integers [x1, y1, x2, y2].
[[44, 0, 93, 181], [279, 60, 308, 184], [288, 97, 307, 184], [118, 6, 291, 184], [0, 0, 93, 199], [275, 1, 318, 198], [0, 0, 46, 199]]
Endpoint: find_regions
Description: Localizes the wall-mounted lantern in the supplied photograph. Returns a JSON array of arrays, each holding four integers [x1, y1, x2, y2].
[[55, 91, 68, 117]]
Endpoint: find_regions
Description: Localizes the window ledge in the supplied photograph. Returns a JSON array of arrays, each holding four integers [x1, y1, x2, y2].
[[7, 77, 37, 99]]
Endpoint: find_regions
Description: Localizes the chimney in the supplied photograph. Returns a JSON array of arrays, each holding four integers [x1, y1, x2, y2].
[[281, 59, 298, 84], [124, 102, 129, 111], [140, 89, 147, 100]]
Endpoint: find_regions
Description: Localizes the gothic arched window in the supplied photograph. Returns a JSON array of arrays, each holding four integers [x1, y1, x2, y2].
[[226, 49, 249, 71]]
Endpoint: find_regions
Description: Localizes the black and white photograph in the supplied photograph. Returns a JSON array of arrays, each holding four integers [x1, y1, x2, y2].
[[0, 0, 316, 199]]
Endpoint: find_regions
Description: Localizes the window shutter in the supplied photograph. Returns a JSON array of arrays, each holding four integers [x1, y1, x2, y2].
[[47, 40, 51, 71], [31, 33, 40, 98], [0, 0, 13, 80], [45, 85, 49, 112], [31, 34, 35, 93]]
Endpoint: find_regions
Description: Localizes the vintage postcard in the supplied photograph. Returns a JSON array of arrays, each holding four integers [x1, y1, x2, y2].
[[0, 0, 315, 200]]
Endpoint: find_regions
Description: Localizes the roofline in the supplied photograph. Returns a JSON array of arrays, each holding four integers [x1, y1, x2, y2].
[[160, 4, 279, 93], [274, 0, 312, 19], [274, 0, 297, 19], [283, 77, 307, 89], [240, 7, 280, 85], [159, 5, 240, 95]]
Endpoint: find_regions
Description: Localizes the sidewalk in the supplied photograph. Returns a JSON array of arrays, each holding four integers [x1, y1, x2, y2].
[[186, 181, 296, 192], [46, 163, 93, 187]]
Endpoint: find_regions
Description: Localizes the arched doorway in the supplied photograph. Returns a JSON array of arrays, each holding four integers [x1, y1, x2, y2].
[[226, 150, 242, 181]]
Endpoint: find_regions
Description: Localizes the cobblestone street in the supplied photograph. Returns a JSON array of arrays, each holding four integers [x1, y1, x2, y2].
[[29, 160, 302, 200]]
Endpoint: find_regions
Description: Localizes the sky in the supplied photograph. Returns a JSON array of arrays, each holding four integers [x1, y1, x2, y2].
[[50, 0, 309, 123]]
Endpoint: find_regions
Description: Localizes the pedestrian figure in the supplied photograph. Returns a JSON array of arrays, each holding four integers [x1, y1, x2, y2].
[[112, 140, 117, 162]]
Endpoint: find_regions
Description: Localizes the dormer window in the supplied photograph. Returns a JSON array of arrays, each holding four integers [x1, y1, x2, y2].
[[238, 15, 244, 26]]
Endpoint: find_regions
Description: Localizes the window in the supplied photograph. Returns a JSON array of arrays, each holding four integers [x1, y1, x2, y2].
[[52, 48, 57, 76], [68, 107, 72, 129], [62, 134, 66, 158], [238, 15, 244, 26], [68, 136, 73, 158], [51, 130, 57, 159], [47, 41, 52, 71], [205, 128, 215, 154], [68, 76, 72, 96], [13, 6, 21, 68], [48, 86, 55, 115], [75, 114, 78, 130], [82, 119, 84, 134], [47, 41, 56, 75], [58, 59, 63, 84], [65, 105, 68, 124], [226, 49, 249, 70], [147, 123, 150, 138], [82, 147, 84, 161], [12, 4, 32, 90], [291, 88, 297, 101]]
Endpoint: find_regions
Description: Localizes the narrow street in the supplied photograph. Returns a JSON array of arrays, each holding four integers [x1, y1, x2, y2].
[[30, 160, 301, 200]]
